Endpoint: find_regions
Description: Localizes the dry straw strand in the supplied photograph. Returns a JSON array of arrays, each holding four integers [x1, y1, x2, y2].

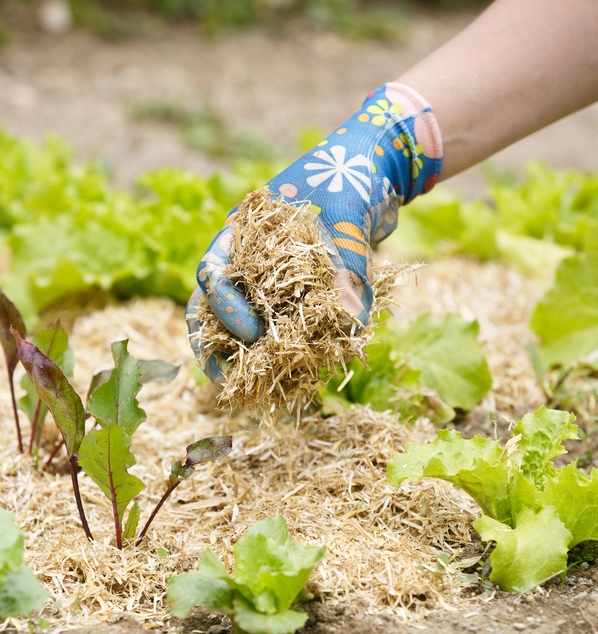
[[191, 187, 416, 417]]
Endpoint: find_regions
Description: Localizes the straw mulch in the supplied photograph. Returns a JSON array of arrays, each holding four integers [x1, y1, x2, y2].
[[191, 188, 414, 419], [0, 253, 546, 632]]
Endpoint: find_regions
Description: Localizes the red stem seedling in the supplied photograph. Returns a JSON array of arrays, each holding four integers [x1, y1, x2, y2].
[[11, 328, 93, 541], [137, 435, 232, 542], [0, 290, 27, 452]]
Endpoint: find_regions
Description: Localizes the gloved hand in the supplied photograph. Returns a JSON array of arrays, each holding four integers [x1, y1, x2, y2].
[[187, 82, 443, 383]]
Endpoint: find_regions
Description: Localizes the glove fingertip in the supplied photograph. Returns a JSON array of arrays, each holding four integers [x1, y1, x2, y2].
[[209, 294, 266, 343]]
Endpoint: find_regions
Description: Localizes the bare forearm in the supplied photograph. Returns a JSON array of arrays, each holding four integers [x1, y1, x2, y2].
[[396, 0, 598, 180]]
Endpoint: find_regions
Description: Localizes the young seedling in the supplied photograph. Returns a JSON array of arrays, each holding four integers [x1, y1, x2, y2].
[[137, 435, 232, 542], [0, 286, 181, 471], [12, 328, 93, 540], [167, 515, 326, 634], [19, 321, 73, 459], [0, 289, 27, 452], [12, 331, 232, 549], [529, 341, 598, 422]]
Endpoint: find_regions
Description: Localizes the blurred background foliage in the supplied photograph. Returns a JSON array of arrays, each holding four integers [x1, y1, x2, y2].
[[0, 0, 488, 44]]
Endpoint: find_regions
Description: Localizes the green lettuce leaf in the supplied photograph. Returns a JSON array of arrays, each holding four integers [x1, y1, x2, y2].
[[387, 430, 511, 522], [387, 406, 598, 594], [541, 463, 598, 548], [233, 594, 308, 634], [324, 314, 490, 419], [0, 565, 51, 620], [167, 548, 237, 618], [0, 508, 26, 574], [475, 506, 571, 593], [531, 253, 598, 366], [494, 231, 574, 279], [389, 314, 492, 410], [511, 407, 578, 488], [0, 508, 50, 619], [167, 516, 324, 633], [234, 516, 326, 614], [389, 163, 598, 274]]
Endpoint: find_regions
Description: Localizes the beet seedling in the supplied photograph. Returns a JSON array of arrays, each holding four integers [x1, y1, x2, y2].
[[0, 288, 185, 471], [11, 331, 232, 549], [0, 289, 27, 453]]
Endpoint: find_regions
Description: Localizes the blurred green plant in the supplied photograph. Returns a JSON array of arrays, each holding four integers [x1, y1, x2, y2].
[[527, 253, 598, 422], [66, 0, 414, 41], [321, 314, 492, 422], [392, 162, 598, 278], [131, 101, 278, 162], [0, 128, 282, 327]]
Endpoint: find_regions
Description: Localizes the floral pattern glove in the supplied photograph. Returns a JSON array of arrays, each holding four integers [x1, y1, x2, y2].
[[187, 82, 443, 383]]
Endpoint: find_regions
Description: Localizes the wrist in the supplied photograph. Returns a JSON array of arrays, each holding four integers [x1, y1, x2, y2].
[[361, 82, 443, 204]]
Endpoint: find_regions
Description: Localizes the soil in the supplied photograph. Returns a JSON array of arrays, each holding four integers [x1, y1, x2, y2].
[[1, 8, 598, 634], [62, 571, 598, 634]]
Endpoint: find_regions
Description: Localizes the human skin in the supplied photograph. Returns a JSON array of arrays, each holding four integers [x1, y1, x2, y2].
[[189, 0, 598, 379], [397, 0, 598, 180]]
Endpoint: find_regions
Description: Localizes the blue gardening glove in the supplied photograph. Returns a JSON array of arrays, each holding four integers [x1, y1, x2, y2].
[[188, 82, 443, 383]]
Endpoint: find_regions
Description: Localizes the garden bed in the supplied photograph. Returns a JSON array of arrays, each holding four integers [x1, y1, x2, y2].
[[1, 257, 596, 634]]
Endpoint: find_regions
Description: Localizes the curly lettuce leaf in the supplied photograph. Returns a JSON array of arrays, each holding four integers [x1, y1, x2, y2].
[[386, 406, 598, 593], [511, 407, 578, 488], [1, 129, 283, 326], [541, 463, 598, 548], [387, 430, 512, 522], [475, 506, 571, 593], [389, 163, 598, 285]]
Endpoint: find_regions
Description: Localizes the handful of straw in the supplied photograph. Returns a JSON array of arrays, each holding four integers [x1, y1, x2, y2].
[[190, 188, 414, 418]]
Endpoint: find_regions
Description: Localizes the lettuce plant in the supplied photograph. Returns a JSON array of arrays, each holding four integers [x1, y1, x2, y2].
[[167, 516, 326, 634], [0, 508, 49, 619], [11, 330, 232, 549], [387, 406, 598, 592], [531, 252, 598, 367], [322, 315, 491, 423], [0, 128, 280, 328], [392, 162, 598, 268]]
